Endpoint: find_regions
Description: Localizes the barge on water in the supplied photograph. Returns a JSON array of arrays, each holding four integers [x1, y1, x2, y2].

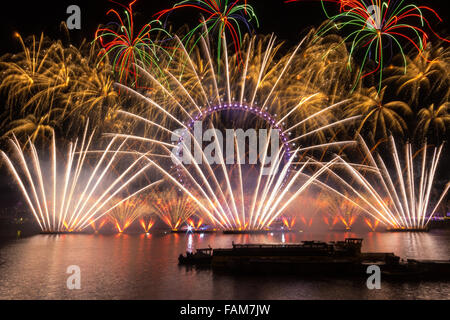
[[178, 238, 450, 278], [180, 238, 365, 273], [222, 229, 298, 235]]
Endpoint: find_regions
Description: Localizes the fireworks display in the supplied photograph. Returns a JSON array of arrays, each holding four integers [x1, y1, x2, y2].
[[0, 124, 160, 233], [1, 0, 450, 306], [364, 217, 380, 231], [327, 136, 449, 230], [323, 191, 361, 230], [169, 131, 336, 231], [113, 31, 360, 231], [108, 196, 150, 232], [385, 44, 450, 106], [0, 0, 448, 235], [139, 219, 155, 233], [0, 32, 123, 141], [150, 190, 197, 231], [187, 218, 204, 229], [345, 86, 412, 140]]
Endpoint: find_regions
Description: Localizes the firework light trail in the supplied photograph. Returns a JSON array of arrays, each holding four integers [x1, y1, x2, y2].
[[167, 128, 339, 231], [0, 123, 161, 233], [155, 0, 258, 66], [89, 218, 108, 232], [325, 136, 449, 230], [286, 0, 449, 90], [364, 217, 380, 231], [280, 193, 327, 231], [0, 31, 125, 140], [110, 30, 359, 231], [282, 216, 296, 230], [149, 190, 197, 231], [108, 196, 150, 232], [95, 0, 170, 86], [325, 191, 361, 230], [139, 218, 155, 233], [187, 217, 205, 231]]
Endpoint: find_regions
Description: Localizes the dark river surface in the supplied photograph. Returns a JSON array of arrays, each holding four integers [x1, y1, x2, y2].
[[0, 230, 449, 300]]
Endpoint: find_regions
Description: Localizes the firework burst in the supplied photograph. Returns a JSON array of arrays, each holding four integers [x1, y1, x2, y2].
[[109, 196, 150, 232], [415, 102, 450, 144], [0, 33, 123, 141], [287, 0, 449, 90], [95, 0, 170, 86], [384, 43, 450, 106], [0, 33, 65, 113], [345, 86, 412, 140], [150, 190, 197, 230], [156, 0, 258, 66]]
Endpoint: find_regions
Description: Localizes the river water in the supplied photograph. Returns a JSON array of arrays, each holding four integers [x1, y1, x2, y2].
[[0, 230, 449, 300]]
